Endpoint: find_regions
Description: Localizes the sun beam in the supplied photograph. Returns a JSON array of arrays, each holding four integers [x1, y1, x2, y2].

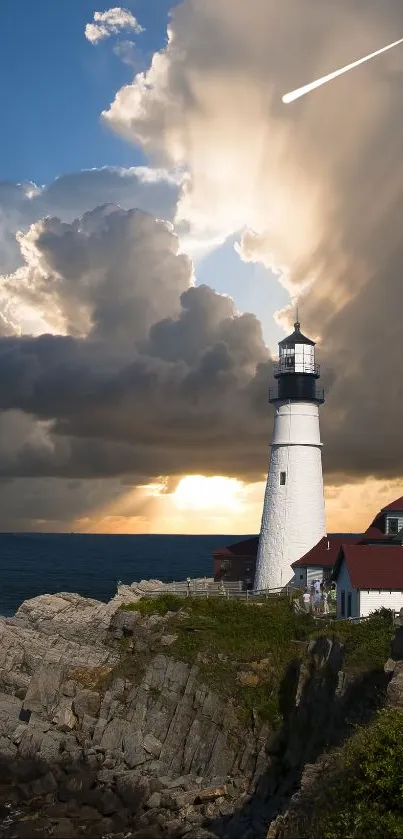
[[173, 475, 243, 511]]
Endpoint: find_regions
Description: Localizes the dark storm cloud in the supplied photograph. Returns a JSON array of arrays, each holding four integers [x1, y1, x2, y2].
[[0, 204, 272, 482], [0, 309, 271, 481]]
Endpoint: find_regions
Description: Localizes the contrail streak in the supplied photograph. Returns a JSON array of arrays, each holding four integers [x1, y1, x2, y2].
[[282, 37, 403, 103]]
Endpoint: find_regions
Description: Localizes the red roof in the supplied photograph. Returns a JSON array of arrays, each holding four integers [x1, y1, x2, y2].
[[334, 544, 403, 590], [381, 496, 403, 513], [214, 536, 258, 557], [292, 534, 361, 569]]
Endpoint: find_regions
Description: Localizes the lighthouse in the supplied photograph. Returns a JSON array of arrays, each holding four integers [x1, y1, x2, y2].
[[254, 321, 326, 591]]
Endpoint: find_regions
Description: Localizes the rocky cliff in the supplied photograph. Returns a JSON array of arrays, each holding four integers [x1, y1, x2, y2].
[[0, 589, 398, 839], [266, 625, 403, 839]]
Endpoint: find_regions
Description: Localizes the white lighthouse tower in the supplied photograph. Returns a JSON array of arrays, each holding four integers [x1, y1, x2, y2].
[[254, 321, 326, 591]]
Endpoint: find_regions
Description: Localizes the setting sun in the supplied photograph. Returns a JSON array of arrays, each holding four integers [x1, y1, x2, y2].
[[173, 475, 243, 511]]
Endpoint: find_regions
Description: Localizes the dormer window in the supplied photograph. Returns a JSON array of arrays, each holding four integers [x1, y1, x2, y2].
[[388, 518, 399, 535]]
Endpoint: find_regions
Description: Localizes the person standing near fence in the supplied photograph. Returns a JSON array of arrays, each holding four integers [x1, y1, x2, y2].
[[186, 577, 191, 597], [310, 582, 316, 611], [302, 589, 311, 613], [328, 584, 336, 611]]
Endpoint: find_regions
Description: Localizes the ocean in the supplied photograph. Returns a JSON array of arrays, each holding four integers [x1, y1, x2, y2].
[[0, 532, 251, 617]]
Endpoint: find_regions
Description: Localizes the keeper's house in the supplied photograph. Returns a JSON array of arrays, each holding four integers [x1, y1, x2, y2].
[[332, 544, 403, 620], [291, 533, 360, 589]]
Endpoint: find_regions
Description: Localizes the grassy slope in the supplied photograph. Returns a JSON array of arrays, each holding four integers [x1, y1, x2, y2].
[[120, 596, 394, 727]]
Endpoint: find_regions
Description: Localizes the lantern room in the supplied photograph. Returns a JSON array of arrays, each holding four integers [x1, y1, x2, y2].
[[269, 321, 324, 403], [275, 321, 318, 377]]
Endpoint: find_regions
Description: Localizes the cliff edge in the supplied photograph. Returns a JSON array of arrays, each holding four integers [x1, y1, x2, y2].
[[0, 589, 399, 838]]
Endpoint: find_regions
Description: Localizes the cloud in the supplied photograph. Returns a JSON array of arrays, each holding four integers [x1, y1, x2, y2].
[[113, 40, 139, 67], [6, 205, 191, 341], [3, 1, 403, 528], [0, 204, 270, 487], [85, 7, 144, 45], [0, 166, 180, 279], [100, 0, 403, 487]]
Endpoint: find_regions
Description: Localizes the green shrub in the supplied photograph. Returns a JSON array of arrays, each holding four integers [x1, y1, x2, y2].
[[313, 608, 394, 673], [289, 708, 403, 839]]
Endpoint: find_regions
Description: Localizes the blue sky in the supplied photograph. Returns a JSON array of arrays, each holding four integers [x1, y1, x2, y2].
[[1, 0, 288, 349], [1, 0, 176, 184]]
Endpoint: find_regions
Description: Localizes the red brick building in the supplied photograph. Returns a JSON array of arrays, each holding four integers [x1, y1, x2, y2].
[[213, 537, 258, 589]]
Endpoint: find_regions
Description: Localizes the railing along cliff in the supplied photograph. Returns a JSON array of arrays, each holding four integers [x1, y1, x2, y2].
[[144, 579, 295, 601]]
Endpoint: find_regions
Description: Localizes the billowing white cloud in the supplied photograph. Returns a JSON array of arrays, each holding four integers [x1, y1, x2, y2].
[[0, 166, 180, 278], [85, 7, 144, 45], [5, 204, 192, 341]]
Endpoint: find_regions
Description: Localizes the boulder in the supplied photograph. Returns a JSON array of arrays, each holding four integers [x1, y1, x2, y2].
[[115, 771, 150, 812], [73, 689, 101, 721], [194, 785, 228, 804], [53, 697, 77, 732], [143, 733, 163, 758]]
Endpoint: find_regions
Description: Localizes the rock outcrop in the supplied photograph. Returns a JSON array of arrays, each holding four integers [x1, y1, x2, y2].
[[0, 589, 262, 838]]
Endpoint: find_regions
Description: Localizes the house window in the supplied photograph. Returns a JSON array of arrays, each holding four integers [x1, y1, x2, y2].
[[388, 518, 399, 535], [347, 592, 352, 618], [341, 590, 346, 617], [300, 573, 304, 580], [280, 472, 286, 485]]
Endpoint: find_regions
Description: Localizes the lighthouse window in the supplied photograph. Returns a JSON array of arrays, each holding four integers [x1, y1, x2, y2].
[[280, 472, 286, 485]]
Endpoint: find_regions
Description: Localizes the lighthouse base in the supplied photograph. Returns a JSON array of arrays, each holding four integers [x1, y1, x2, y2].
[[254, 442, 326, 591]]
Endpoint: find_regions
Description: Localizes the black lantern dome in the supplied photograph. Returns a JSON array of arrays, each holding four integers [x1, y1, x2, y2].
[[269, 322, 324, 403]]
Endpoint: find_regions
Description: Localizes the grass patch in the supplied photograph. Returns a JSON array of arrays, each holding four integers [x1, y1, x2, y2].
[[68, 666, 113, 692], [121, 593, 184, 615], [289, 708, 403, 839]]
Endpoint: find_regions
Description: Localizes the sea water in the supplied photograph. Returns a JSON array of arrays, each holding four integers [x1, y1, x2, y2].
[[0, 532, 251, 616]]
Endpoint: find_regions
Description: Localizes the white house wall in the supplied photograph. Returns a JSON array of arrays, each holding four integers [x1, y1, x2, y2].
[[307, 567, 323, 586], [359, 590, 403, 617], [293, 567, 325, 589]]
